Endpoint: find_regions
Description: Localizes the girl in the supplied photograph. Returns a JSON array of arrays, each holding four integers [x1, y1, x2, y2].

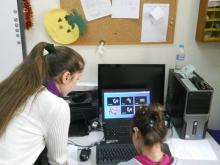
[[119, 103, 172, 165], [0, 42, 84, 165]]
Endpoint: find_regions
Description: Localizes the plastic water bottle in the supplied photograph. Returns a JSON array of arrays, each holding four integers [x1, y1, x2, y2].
[[175, 44, 185, 70]]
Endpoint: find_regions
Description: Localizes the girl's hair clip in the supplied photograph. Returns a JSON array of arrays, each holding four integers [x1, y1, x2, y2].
[[44, 43, 56, 55], [148, 120, 154, 128]]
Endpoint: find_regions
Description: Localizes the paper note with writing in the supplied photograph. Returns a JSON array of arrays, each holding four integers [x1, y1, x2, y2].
[[80, 0, 111, 21], [112, 0, 140, 19], [168, 138, 218, 161], [141, 4, 169, 42]]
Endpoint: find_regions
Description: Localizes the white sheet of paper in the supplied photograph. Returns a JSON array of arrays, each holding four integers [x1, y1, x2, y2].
[[168, 138, 218, 161], [80, 0, 111, 21], [141, 4, 169, 42], [150, 6, 164, 21], [111, 0, 140, 19]]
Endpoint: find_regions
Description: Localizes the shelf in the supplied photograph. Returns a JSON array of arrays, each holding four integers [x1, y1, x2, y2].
[[204, 37, 220, 41], [196, 0, 220, 42], [204, 28, 220, 31], [206, 18, 220, 22], [207, 8, 220, 12]]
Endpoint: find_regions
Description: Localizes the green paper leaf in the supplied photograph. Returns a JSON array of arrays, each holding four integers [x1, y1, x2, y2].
[[65, 9, 87, 35]]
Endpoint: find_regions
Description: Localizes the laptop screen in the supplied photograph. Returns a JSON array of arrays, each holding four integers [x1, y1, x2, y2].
[[102, 89, 150, 120]]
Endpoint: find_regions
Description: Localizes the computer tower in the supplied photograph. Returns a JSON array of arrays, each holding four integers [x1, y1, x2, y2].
[[166, 69, 213, 139]]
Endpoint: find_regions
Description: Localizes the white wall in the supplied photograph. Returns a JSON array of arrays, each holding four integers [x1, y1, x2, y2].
[[25, 0, 220, 129], [0, 1, 24, 80]]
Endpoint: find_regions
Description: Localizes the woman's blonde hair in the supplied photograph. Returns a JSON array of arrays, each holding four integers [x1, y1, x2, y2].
[[0, 42, 84, 136]]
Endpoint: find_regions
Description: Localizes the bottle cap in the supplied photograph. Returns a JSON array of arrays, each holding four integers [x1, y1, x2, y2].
[[179, 44, 184, 48]]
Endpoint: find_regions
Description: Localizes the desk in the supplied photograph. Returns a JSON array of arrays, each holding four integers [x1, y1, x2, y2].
[[67, 130, 220, 165], [68, 131, 104, 165]]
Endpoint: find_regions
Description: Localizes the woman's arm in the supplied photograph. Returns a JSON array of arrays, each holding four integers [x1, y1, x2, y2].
[[45, 102, 70, 165]]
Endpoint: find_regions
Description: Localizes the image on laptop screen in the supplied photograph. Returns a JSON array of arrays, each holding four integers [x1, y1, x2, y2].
[[102, 89, 150, 120]]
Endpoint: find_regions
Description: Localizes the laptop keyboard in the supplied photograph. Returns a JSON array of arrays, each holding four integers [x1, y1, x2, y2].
[[96, 143, 172, 165], [96, 143, 137, 165], [104, 126, 131, 140]]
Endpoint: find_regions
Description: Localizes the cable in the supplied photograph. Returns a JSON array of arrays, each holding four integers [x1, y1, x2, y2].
[[167, 122, 174, 138], [68, 130, 105, 149]]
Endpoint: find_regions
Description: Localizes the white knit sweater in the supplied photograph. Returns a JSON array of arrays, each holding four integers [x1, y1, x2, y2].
[[0, 89, 70, 165]]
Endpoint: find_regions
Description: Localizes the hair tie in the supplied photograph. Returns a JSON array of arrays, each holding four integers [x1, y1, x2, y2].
[[148, 120, 154, 127], [44, 44, 56, 55]]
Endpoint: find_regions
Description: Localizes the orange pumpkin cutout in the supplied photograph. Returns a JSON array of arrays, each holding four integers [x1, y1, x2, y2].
[[44, 9, 80, 44]]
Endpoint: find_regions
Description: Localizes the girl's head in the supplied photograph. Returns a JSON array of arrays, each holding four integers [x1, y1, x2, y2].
[[0, 42, 84, 135], [42, 43, 84, 96], [131, 103, 167, 153]]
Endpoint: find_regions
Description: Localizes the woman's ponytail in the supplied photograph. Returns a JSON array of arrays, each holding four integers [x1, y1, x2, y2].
[[0, 42, 85, 136], [0, 42, 48, 136]]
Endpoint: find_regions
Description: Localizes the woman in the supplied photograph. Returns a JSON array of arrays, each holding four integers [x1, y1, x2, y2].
[[0, 42, 84, 165], [118, 103, 172, 165]]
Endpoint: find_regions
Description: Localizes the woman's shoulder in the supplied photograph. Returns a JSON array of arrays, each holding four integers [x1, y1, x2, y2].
[[37, 88, 65, 103], [34, 88, 69, 113], [33, 88, 70, 121]]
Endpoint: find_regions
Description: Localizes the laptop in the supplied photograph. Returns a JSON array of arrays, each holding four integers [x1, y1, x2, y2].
[[101, 88, 151, 143], [97, 89, 172, 164]]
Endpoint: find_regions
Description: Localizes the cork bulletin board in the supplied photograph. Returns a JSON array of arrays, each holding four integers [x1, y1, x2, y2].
[[60, 0, 177, 45]]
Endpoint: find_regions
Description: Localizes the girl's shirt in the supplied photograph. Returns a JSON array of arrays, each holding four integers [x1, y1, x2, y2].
[[118, 153, 172, 165], [135, 154, 171, 165]]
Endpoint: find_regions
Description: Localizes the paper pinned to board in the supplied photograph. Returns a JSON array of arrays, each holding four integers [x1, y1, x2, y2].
[[149, 6, 164, 21], [80, 0, 111, 21], [141, 3, 169, 42], [111, 0, 140, 19], [167, 138, 218, 161]]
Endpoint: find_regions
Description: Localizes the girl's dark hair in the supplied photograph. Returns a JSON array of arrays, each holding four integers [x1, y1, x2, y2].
[[132, 103, 167, 145], [0, 42, 84, 136]]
